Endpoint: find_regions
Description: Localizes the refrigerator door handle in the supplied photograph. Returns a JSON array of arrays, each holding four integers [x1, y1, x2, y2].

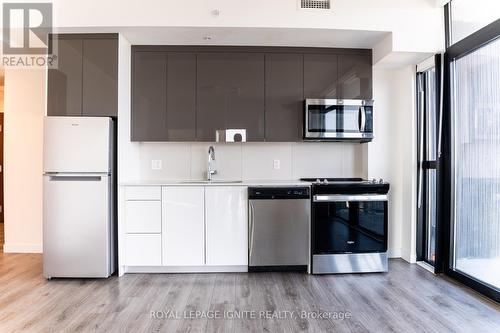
[[47, 174, 105, 182]]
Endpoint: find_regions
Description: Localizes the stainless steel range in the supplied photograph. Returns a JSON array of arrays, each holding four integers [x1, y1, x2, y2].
[[301, 178, 390, 274]]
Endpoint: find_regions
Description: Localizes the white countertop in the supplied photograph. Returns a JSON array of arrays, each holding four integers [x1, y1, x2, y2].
[[120, 179, 311, 186]]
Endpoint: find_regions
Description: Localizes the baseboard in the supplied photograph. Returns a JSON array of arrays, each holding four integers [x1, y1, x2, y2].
[[401, 248, 417, 263], [125, 265, 248, 274], [3, 243, 43, 253], [387, 248, 402, 258]]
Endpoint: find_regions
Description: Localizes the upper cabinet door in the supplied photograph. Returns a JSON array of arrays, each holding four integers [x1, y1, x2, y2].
[[82, 38, 118, 117], [265, 53, 304, 142], [197, 53, 265, 141], [304, 53, 338, 99], [47, 38, 83, 116], [132, 52, 167, 141], [166, 53, 196, 141], [337, 53, 372, 99]]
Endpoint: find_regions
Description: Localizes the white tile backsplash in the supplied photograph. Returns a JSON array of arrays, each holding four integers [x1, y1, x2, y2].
[[291, 142, 344, 178], [138, 142, 366, 181], [242, 143, 292, 180], [139, 143, 190, 180]]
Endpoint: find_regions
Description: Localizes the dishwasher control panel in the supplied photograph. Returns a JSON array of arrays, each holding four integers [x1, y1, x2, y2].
[[248, 187, 310, 200]]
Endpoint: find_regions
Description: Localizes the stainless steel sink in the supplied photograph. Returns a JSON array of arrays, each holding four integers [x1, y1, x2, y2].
[[177, 180, 243, 184]]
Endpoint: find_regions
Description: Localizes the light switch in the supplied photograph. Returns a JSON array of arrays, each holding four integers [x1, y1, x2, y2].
[[273, 159, 281, 170], [151, 160, 162, 170]]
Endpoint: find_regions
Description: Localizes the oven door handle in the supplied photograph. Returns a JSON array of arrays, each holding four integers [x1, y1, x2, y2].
[[313, 194, 388, 202]]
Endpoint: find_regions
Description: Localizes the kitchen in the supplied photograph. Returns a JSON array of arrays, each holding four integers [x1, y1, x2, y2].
[[1, 0, 500, 332], [43, 40, 388, 275]]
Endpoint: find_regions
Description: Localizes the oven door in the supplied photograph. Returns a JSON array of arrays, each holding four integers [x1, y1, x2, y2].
[[304, 99, 373, 140], [312, 194, 388, 254]]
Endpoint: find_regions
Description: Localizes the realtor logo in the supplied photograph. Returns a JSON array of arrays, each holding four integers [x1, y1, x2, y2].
[[3, 3, 52, 54], [2, 2, 56, 68]]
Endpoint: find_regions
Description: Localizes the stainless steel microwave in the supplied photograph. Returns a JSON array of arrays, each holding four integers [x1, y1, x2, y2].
[[304, 99, 374, 142]]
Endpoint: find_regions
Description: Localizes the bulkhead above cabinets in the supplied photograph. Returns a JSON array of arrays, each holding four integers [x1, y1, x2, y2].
[[131, 46, 372, 142]]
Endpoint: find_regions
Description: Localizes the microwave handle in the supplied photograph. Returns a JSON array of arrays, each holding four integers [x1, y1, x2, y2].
[[359, 106, 366, 132]]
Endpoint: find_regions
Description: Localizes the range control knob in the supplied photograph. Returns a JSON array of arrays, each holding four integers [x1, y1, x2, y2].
[[372, 178, 377, 183], [379, 178, 384, 184]]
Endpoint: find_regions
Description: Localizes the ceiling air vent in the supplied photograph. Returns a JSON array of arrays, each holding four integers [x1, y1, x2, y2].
[[300, 0, 331, 10]]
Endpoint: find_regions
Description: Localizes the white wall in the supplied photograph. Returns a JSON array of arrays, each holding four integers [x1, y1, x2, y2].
[[117, 35, 135, 275], [3, 69, 46, 253], [369, 66, 417, 261]]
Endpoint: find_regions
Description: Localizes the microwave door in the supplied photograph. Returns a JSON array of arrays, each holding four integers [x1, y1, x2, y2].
[[306, 104, 338, 137]]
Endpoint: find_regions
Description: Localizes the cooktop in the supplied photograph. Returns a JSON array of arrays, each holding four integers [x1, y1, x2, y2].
[[300, 177, 386, 185], [300, 178, 390, 194]]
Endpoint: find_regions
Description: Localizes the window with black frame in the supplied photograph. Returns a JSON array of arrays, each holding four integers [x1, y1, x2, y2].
[[441, 0, 500, 302], [416, 59, 441, 267]]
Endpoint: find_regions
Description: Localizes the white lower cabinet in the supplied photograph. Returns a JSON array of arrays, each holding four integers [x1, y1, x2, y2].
[[124, 185, 248, 271], [162, 186, 205, 266], [125, 234, 162, 266], [205, 186, 248, 266], [125, 201, 161, 233]]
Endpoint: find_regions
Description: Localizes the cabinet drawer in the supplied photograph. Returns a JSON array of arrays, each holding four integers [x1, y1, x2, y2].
[[125, 186, 161, 200], [125, 201, 161, 233], [125, 234, 161, 266]]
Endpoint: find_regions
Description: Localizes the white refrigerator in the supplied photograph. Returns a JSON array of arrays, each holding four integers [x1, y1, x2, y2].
[[43, 117, 115, 278]]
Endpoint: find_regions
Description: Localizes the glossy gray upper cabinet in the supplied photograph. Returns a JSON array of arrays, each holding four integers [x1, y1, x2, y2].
[[303, 53, 338, 99], [47, 38, 83, 116], [132, 51, 197, 141], [47, 34, 118, 117], [82, 39, 118, 117], [265, 53, 304, 142], [337, 53, 372, 99], [197, 53, 265, 142], [166, 53, 196, 141], [132, 52, 168, 141]]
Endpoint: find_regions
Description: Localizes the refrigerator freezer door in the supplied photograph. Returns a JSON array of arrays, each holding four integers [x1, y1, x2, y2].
[[43, 117, 112, 173], [43, 174, 112, 278]]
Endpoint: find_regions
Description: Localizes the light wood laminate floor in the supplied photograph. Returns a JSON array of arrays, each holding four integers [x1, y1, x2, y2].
[[0, 253, 499, 333]]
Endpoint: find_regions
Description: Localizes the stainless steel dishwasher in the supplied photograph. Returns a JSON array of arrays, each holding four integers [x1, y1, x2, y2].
[[248, 186, 310, 272]]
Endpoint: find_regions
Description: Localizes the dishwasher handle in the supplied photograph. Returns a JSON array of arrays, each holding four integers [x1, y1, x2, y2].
[[248, 201, 255, 259]]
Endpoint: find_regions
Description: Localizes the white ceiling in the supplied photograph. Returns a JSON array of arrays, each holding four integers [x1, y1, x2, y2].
[[56, 26, 390, 49]]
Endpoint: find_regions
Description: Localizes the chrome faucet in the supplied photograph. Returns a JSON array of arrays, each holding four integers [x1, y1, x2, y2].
[[207, 146, 217, 181]]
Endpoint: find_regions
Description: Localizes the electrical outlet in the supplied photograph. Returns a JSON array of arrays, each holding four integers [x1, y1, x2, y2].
[[273, 159, 281, 170], [151, 160, 162, 170]]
